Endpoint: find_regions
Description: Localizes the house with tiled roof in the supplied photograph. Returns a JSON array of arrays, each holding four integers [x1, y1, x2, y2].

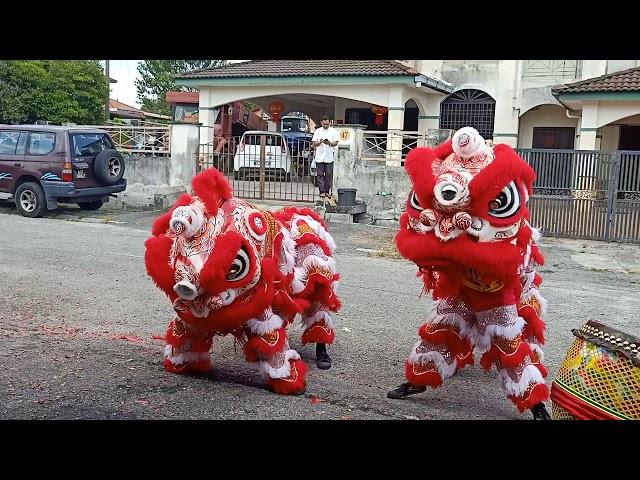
[[176, 59, 640, 152], [552, 66, 640, 150], [109, 99, 171, 124], [176, 60, 453, 148]]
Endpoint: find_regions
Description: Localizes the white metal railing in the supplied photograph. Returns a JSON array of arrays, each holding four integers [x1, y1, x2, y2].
[[522, 60, 580, 79], [98, 125, 171, 155], [360, 129, 453, 163]]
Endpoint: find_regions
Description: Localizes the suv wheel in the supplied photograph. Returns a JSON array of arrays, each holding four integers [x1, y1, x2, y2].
[[15, 182, 46, 218], [78, 200, 104, 211], [94, 149, 126, 185]]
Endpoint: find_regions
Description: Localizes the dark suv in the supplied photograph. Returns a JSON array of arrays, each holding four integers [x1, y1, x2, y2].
[[0, 125, 126, 217]]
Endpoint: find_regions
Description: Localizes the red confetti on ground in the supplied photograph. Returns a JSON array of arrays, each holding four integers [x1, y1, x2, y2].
[[39, 324, 82, 337], [310, 396, 322, 405], [151, 335, 165, 341], [111, 334, 144, 344]]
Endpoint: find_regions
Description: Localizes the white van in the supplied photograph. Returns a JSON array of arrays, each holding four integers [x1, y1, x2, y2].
[[233, 131, 291, 180]]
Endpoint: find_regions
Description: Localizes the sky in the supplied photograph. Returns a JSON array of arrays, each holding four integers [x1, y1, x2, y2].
[[106, 60, 142, 108], [105, 60, 247, 110]]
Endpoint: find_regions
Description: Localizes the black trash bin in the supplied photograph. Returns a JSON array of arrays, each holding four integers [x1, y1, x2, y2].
[[337, 188, 357, 207]]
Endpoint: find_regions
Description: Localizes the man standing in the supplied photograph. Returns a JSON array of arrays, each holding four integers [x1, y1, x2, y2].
[[311, 116, 339, 200]]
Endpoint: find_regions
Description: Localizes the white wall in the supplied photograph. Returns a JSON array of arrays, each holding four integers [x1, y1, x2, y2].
[[607, 60, 639, 74], [439, 61, 500, 100], [518, 104, 579, 148], [600, 125, 620, 151], [596, 102, 640, 128]]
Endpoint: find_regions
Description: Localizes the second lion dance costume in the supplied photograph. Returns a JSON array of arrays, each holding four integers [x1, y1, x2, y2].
[[145, 168, 340, 395], [387, 127, 551, 419]]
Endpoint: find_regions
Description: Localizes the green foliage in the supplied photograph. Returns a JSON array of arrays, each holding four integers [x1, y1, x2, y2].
[[0, 60, 108, 124], [135, 60, 228, 115]]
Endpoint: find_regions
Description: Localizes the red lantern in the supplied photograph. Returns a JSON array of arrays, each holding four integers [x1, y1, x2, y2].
[[371, 105, 388, 127], [268, 101, 285, 123]]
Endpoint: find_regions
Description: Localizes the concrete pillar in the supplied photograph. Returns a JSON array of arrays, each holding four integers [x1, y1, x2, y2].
[[579, 101, 599, 150], [418, 93, 444, 132], [169, 123, 200, 189], [492, 60, 519, 147], [386, 86, 405, 165], [198, 89, 217, 146]]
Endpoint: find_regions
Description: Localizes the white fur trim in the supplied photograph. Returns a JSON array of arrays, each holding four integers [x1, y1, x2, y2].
[[258, 349, 301, 380], [427, 310, 474, 338], [290, 255, 337, 294], [497, 364, 545, 397], [291, 215, 337, 253], [302, 310, 335, 330], [301, 216, 337, 253], [471, 316, 526, 354], [290, 273, 306, 294], [530, 227, 542, 242], [407, 342, 457, 380], [527, 342, 545, 363], [522, 288, 548, 318], [245, 311, 284, 335], [279, 227, 296, 275], [165, 348, 211, 366]]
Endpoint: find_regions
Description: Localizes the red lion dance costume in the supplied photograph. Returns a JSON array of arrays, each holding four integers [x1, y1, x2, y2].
[[145, 168, 340, 395], [387, 127, 551, 419]]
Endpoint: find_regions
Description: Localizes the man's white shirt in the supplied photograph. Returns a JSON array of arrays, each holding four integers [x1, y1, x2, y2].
[[312, 127, 339, 163]]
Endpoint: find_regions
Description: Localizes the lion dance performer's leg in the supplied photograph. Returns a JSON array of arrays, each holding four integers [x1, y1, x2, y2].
[[389, 298, 476, 399], [242, 307, 307, 395], [163, 317, 214, 374], [469, 279, 550, 416], [275, 209, 341, 369]]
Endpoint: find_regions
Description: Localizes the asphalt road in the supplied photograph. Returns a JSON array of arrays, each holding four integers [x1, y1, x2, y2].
[[1, 207, 638, 420]]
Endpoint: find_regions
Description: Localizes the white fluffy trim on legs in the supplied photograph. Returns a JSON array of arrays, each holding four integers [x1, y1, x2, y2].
[[290, 256, 337, 294], [244, 310, 284, 336], [521, 288, 548, 318], [527, 342, 545, 363], [407, 342, 457, 380], [302, 310, 336, 330], [291, 215, 337, 253], [278, 227, 296, 276], [471, 306, 526, 354], [497, 364, 546, 397], [258, 349, 301, 380], [164, 344, 211, 366]]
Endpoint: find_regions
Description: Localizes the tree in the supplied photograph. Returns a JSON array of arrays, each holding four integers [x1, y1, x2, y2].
[[0, 60, 108, 125], [135, 60, 228, 116]]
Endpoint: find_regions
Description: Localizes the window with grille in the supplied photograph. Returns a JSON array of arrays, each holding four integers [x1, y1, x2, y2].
[[439, 89, 496, 139]]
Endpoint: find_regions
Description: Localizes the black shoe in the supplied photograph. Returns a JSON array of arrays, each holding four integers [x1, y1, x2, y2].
[[316, 343, 332, 370], [387, 382, 427, 399], [531, 402, 551, 420]]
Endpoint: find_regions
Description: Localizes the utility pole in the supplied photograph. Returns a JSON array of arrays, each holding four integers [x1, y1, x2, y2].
[[105, 60, 110, 123]]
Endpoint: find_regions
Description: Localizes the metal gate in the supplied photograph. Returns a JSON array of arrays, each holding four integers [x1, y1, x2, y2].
[[517, 149, 640, 243], [197, 133, 318, 203]]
